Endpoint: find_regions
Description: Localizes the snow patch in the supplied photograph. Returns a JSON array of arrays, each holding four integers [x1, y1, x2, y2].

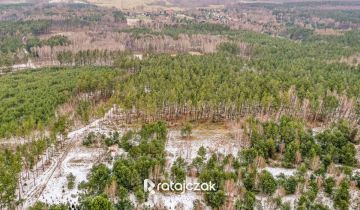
[[165, 129, 241, 168], [263, 167, 296, 177], [38, 146, 105, 206], [145, 191, 205, 210]]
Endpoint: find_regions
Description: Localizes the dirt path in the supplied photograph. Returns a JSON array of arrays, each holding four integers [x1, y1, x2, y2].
[[20, 113, 108, 208], [21, 141, 76, 206]]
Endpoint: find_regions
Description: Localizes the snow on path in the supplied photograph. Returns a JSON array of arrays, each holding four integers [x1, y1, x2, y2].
[[21, 109, 114, 208], [38, 146, 105, 206], [22, 141, 76, 208]]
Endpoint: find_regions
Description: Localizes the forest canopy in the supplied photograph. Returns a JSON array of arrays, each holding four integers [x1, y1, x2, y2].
[[0, 67, 121, 138]]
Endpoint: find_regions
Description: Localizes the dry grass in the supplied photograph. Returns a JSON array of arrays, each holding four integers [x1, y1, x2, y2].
[[86, 0, 159, 9], [314, 29, 344, 36], [339, 53, 360, 66], [85, 0, 227, 10]]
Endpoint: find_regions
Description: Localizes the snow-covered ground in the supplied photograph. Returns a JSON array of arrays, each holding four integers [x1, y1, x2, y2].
[[38, 146, 105, 206], [146, 191, 206, 210], [21, 110, 117, 208], [350, 190, 360, 210], [144, 176, 211, 210], [282, 195, 298, 209], [18, 113, 360, 210], [20, 120, 243, 209], [315, 192, 333, 209], [165, 128, 242, 167], [312, 127, 325, 136], [262, 167, 297, 177]]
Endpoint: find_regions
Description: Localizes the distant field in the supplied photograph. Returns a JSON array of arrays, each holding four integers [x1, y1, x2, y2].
[[86, 0, 231, 9], [85, 0, 158, 9]]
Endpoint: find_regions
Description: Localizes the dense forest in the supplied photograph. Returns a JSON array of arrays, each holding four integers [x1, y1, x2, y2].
[[0, 67, 121, 137], [115, 53, 360, 123], [2, 29, 360, 138], [0, 20, 51, 66], [1, 1, 360, 210]]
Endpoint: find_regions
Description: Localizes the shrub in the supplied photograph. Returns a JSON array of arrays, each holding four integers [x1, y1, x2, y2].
[[83, 132, 96, 146], [235, 191, 256, 210], [67, 173, 76, 190], [259, 171, 277, 195], [324, 177, 335, 195], [334, 181, 350, 210], [205, 190, 226, 209]]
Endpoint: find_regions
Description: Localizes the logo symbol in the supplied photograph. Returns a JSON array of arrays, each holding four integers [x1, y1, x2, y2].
[[144, 179, 156, 194]]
